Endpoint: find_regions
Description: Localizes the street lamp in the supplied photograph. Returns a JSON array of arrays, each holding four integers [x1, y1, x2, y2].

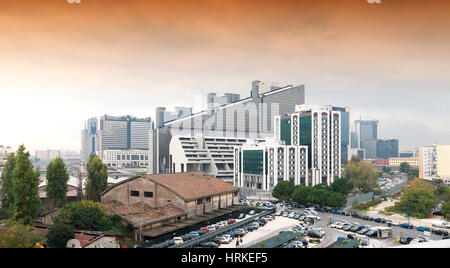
[[407, 185, 410, 225]]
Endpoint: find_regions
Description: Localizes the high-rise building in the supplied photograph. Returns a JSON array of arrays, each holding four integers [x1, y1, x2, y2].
[[355, 119, 378, 149], [328, 106, 350, 165], [419, 145, 438, 180], [98, 115, 152, 156], [234, 139, 308, 190], [436, 145, 450, 183], [150, 81, 306, 179], [376, 139, 399, 159], [273, 104, 342, 186], [35, 150, 61, 162], [155, 107, 193, 129], [81, 118, 98, 164]]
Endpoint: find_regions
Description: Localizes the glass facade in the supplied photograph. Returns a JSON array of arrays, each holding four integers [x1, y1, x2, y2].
[[280, 117, 291, 145], [299, 115, 312, 169], [243, 150, 264, 175]]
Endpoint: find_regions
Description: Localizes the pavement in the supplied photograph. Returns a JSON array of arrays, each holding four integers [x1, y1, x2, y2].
[[219, 216, 299, 248]]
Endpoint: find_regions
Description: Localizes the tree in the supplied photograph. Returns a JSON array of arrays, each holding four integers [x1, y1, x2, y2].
[[46, 158, 69, 208], [396, 188, 438, 219], [327, 192, 346, 208], [400, 162, 411, 174], [55, 201, 112, 231], [331, 178, 354, 196], [442, 201, 450, 220], [0, 153, 16, 209], [0, 224, 43, 248], [46, 224, 75, 248], [292, 185, 310, 205], [85, 155, 108, 202], [345, 159, 379, 193], [272, 181, 295, 201], [12, 145, 41, 224]]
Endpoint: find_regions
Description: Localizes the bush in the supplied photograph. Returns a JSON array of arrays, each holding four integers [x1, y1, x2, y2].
[[55, 201, 123, 233], [0, 208, 11, 220], [0, 224, 44, 248], [352, 200, 382, 211], [46, 224, 75, 248]]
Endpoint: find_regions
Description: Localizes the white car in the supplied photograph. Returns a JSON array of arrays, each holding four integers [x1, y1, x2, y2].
[[172, 237, 184, 245], [432, 221, 450, 229], [207, 225, 216, 232], [222, 234, 233, 242], [288, 212, 296, 218], [218, 236, 231, 244], [330, 222, 342, 228]]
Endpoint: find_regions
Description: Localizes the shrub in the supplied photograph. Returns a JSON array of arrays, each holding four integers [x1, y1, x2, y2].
[[46, 224, 75, 248]]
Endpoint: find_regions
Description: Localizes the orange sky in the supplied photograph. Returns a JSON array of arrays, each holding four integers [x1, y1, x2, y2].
[[1, 0, 450, 151]]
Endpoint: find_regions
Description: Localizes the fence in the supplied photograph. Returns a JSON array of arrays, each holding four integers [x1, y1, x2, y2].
[[239, 187, 275, 201]]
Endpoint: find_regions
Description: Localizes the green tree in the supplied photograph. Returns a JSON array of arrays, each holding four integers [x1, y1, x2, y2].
[[12, 145, 41, 224], [292, 185, 310, 205], [326, 192, 346, 208], [397, 188, 438, 219], [46, 224, 75, 248], [345, 159, 379, 193], [272, 181, 295, 201], [442, 201, 450, 220], [331, 178, 354, 196], [85, 155, 108, 202], [55, 201, 112, 231], [0, 153, 16, 209], [0, 224, 43, 248], [400, 162, 411, 174], [46, 158, 69, 208]]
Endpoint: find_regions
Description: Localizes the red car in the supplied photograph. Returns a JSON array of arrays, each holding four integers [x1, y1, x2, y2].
[[200, 227, 209, 233], [227, 219, 236, 224]]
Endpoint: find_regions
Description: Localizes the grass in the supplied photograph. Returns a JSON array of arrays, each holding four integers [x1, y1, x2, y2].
[[351, 200, 382, 211]]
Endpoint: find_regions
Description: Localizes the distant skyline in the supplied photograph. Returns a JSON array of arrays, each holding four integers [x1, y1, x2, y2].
[[1, 0, 449, 153]]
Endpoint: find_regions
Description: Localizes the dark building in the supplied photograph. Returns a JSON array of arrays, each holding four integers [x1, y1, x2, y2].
[[376, 139, 399, 159]]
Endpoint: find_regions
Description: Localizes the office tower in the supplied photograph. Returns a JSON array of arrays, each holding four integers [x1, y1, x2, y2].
[[351, 132, 359, 149], [362, 139, 377, 159], [328, 106, 350, 165], [349, 148, 365, 161], [234, 139, 308, 190], [376, 139, 399, 159], [355, 119, 378, 149], [207, 93, 240, 111], [98, 115, 152, 154], [81, 118, 98, 164], [399, 151, 416, 158], [274, 104, 342, 186], [151, 81, 306, 182]]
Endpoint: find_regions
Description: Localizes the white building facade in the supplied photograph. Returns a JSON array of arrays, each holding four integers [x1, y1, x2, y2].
[[233, 140, 308, 191], [102, 149, 149, 169]]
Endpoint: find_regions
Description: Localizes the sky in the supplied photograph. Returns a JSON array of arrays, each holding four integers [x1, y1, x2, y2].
[[0, 0, 449, 153]]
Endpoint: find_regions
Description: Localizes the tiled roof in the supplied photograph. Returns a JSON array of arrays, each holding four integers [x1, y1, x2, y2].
[[142, 172, 238, 201], [102, 201, 185, 228]]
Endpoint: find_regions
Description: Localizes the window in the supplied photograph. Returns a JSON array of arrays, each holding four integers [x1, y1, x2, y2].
[[144, 191, 153, 198], [206, 197, 211, 203], [197, 199, 203, 205], [130, 191, 139, 197]]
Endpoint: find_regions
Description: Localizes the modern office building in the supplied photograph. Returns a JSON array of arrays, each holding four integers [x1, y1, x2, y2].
[[149, 81, 306, 179], [81, 118, 99, 165], [98, 115, 153, 157], [329, 106, 350, 165], [234, 139, 308, 190], [355, 119, 378, 148], [102, 149, 149, 169], [169, 136, 264, 184], [273, 104, 343, 186], [399, 151, 416, 158], [350, 132, 359, 149], [349, 148, 365, 161], [376, 139, 399, 159]]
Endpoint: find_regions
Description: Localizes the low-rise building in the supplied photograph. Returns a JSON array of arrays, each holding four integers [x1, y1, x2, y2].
[[389, 157, 419, 169], [102, 149, 149, 169]]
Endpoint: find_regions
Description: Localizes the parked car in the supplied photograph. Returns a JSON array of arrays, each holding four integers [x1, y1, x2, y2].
[[237, 213, 246, 219], [207, 225, 216, 232], [188, 231, 200, 239], [331, 210, 341, 214], [200, 227, 210, 233], [366, 230, 378, 237], [432, 221, 450, 229], [361, 237, 370, 246], [218, 236, 231, 244], [399, 236, 414, 244], [400, 223, 414, 229], [432, 229, 449, 236], [197, 230, 207, 236], [275, 211, 282, 216], [374, 218, 386, 223], [232, 229, 246, 237], [199, 242, 219, 248], [249, 210, 256, 215], [416, 226, 431, 232], [386, 220, 400, 226], [227, 219, 236, 225], [172, 237, 184, 245]]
